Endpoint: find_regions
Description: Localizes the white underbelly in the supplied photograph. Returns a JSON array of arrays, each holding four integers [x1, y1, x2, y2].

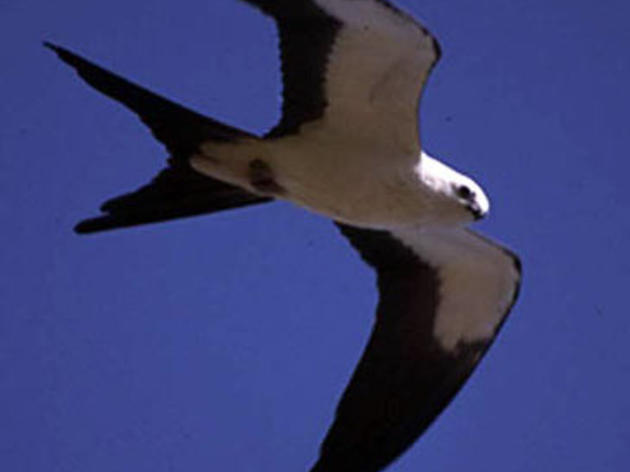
[[192, 132, 438, 228], [268, 136, 435, 228]]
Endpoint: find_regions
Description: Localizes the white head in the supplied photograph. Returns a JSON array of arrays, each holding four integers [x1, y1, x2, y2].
[[416, 152, 490, 224]]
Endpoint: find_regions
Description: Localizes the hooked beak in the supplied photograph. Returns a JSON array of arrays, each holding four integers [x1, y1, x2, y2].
[[468, 202, 486, 221]]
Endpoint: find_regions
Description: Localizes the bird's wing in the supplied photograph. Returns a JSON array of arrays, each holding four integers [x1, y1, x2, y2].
[[311, 224, 521, 472], [241, 0, 440, 156]]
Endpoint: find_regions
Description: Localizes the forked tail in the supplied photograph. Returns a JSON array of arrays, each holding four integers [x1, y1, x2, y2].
[[45, 42, 272, 233]]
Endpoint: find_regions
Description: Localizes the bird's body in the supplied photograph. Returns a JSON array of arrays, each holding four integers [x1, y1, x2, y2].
[[47, 1, 521, 471], [188, 0, 482, 229], [193, 135, 467, 228]]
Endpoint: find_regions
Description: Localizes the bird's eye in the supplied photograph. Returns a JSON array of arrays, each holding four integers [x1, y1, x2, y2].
[[456, 185, 474, 200]]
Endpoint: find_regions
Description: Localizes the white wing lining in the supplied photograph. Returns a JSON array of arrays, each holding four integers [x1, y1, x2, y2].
[[314, 0, 439, 154], [394, 227, 521, 351]]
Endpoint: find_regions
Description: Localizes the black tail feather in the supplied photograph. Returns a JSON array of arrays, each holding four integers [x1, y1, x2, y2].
[[44, 41, 253, 159], [46, 42, 269, 233], [75, 161, 272, 234]]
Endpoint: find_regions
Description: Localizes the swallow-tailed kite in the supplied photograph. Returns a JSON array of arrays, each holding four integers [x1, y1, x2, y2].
[[46, 0, 521, 470]]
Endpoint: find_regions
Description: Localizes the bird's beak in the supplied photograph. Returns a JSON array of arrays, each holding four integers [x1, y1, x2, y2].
[[469, 202, 485, 221]]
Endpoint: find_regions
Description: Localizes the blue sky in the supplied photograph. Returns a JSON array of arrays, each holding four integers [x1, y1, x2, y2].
[[2, 0, 629, 471]]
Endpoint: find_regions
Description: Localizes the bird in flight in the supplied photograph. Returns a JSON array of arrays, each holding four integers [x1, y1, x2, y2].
[[46, 0, 521, 471]]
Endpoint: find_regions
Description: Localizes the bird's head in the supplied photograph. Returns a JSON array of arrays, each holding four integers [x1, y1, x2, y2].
[[416, 152, 490, 223]]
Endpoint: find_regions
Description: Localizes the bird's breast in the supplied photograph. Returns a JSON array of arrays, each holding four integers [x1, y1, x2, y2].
[[268, 138, 437, 228], [194, 133, 450, 229]]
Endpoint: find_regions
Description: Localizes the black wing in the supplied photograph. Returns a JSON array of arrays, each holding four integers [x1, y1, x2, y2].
[[239, 0, 341, 136], [240, 0, 440, 155], [309, 223, 521, 472]]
